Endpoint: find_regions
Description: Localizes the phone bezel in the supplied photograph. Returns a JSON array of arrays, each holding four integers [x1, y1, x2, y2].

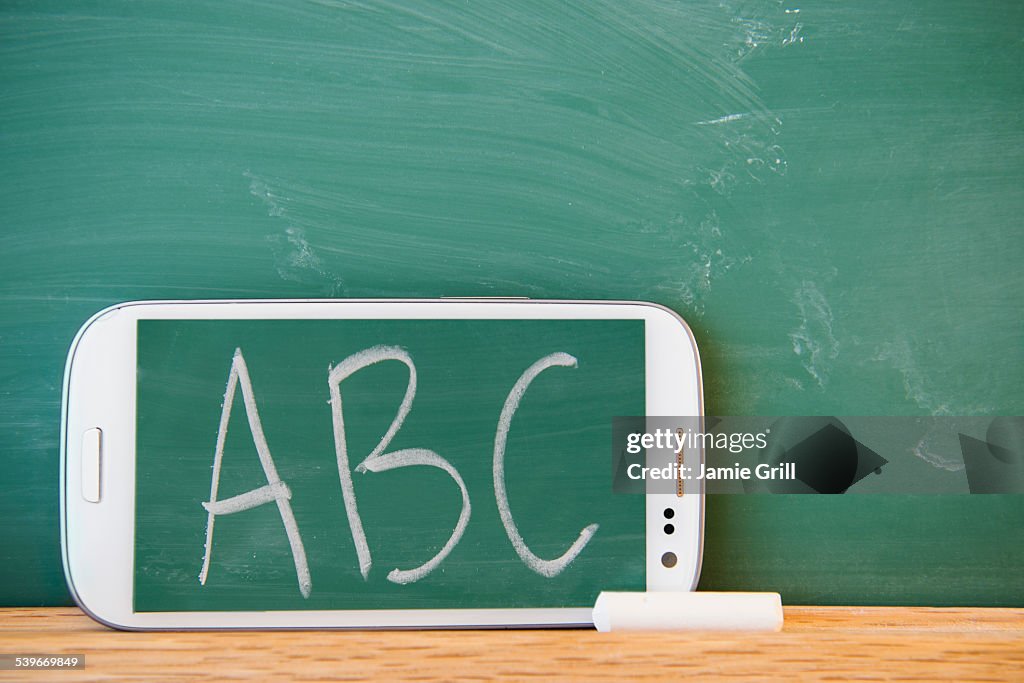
[[60, 299, 703, 629]]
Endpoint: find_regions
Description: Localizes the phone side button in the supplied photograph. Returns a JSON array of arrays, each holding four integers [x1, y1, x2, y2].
[[81, 428, 102, 503]]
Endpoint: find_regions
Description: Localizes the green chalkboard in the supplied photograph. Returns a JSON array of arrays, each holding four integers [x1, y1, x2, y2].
[[134, 319, 645, 610], [1, 1, 1022, 607]]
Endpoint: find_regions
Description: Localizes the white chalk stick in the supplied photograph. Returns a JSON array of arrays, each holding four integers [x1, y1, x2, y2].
[[592, 591, 783, 632]]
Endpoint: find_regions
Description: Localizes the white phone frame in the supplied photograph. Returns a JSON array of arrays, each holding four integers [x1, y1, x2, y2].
[[60, 299, 703, 629]]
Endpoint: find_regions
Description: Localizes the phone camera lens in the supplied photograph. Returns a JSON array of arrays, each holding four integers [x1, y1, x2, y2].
[[664, 523, 675, 535], [663, 508, 675, 519], [661, 552, 677, 568]]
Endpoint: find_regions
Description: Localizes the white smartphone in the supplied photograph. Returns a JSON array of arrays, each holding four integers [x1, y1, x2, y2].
[[61, 299, 703, 629]]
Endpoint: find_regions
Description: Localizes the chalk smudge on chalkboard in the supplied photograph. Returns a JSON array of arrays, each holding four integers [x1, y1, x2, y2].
[[271, 226, 345, 294], [229, 2, 802, 313], [782, 23, 805, 47], [868, 341, 995, 471], [650, 0, 807, 323], [789, 281, 839, 388], [246, 171, 346, 296], [696, 113, 749, 126], [912, 425, 965, 473], [676, 211, 748, 314], [727, 1, 807, 62], [704, 0, 808, 187], [874, 341, 952, 416], [872, 340, 992, 418]]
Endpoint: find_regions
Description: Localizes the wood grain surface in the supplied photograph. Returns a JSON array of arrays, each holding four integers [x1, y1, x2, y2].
[[0, 606, 1021, 681]]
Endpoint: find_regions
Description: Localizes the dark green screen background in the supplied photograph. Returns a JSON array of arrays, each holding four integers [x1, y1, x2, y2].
[[134, 319, 645, 611]]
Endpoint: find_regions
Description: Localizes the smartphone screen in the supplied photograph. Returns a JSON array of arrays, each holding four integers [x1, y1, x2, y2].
[[133, 318, 646, 612]]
